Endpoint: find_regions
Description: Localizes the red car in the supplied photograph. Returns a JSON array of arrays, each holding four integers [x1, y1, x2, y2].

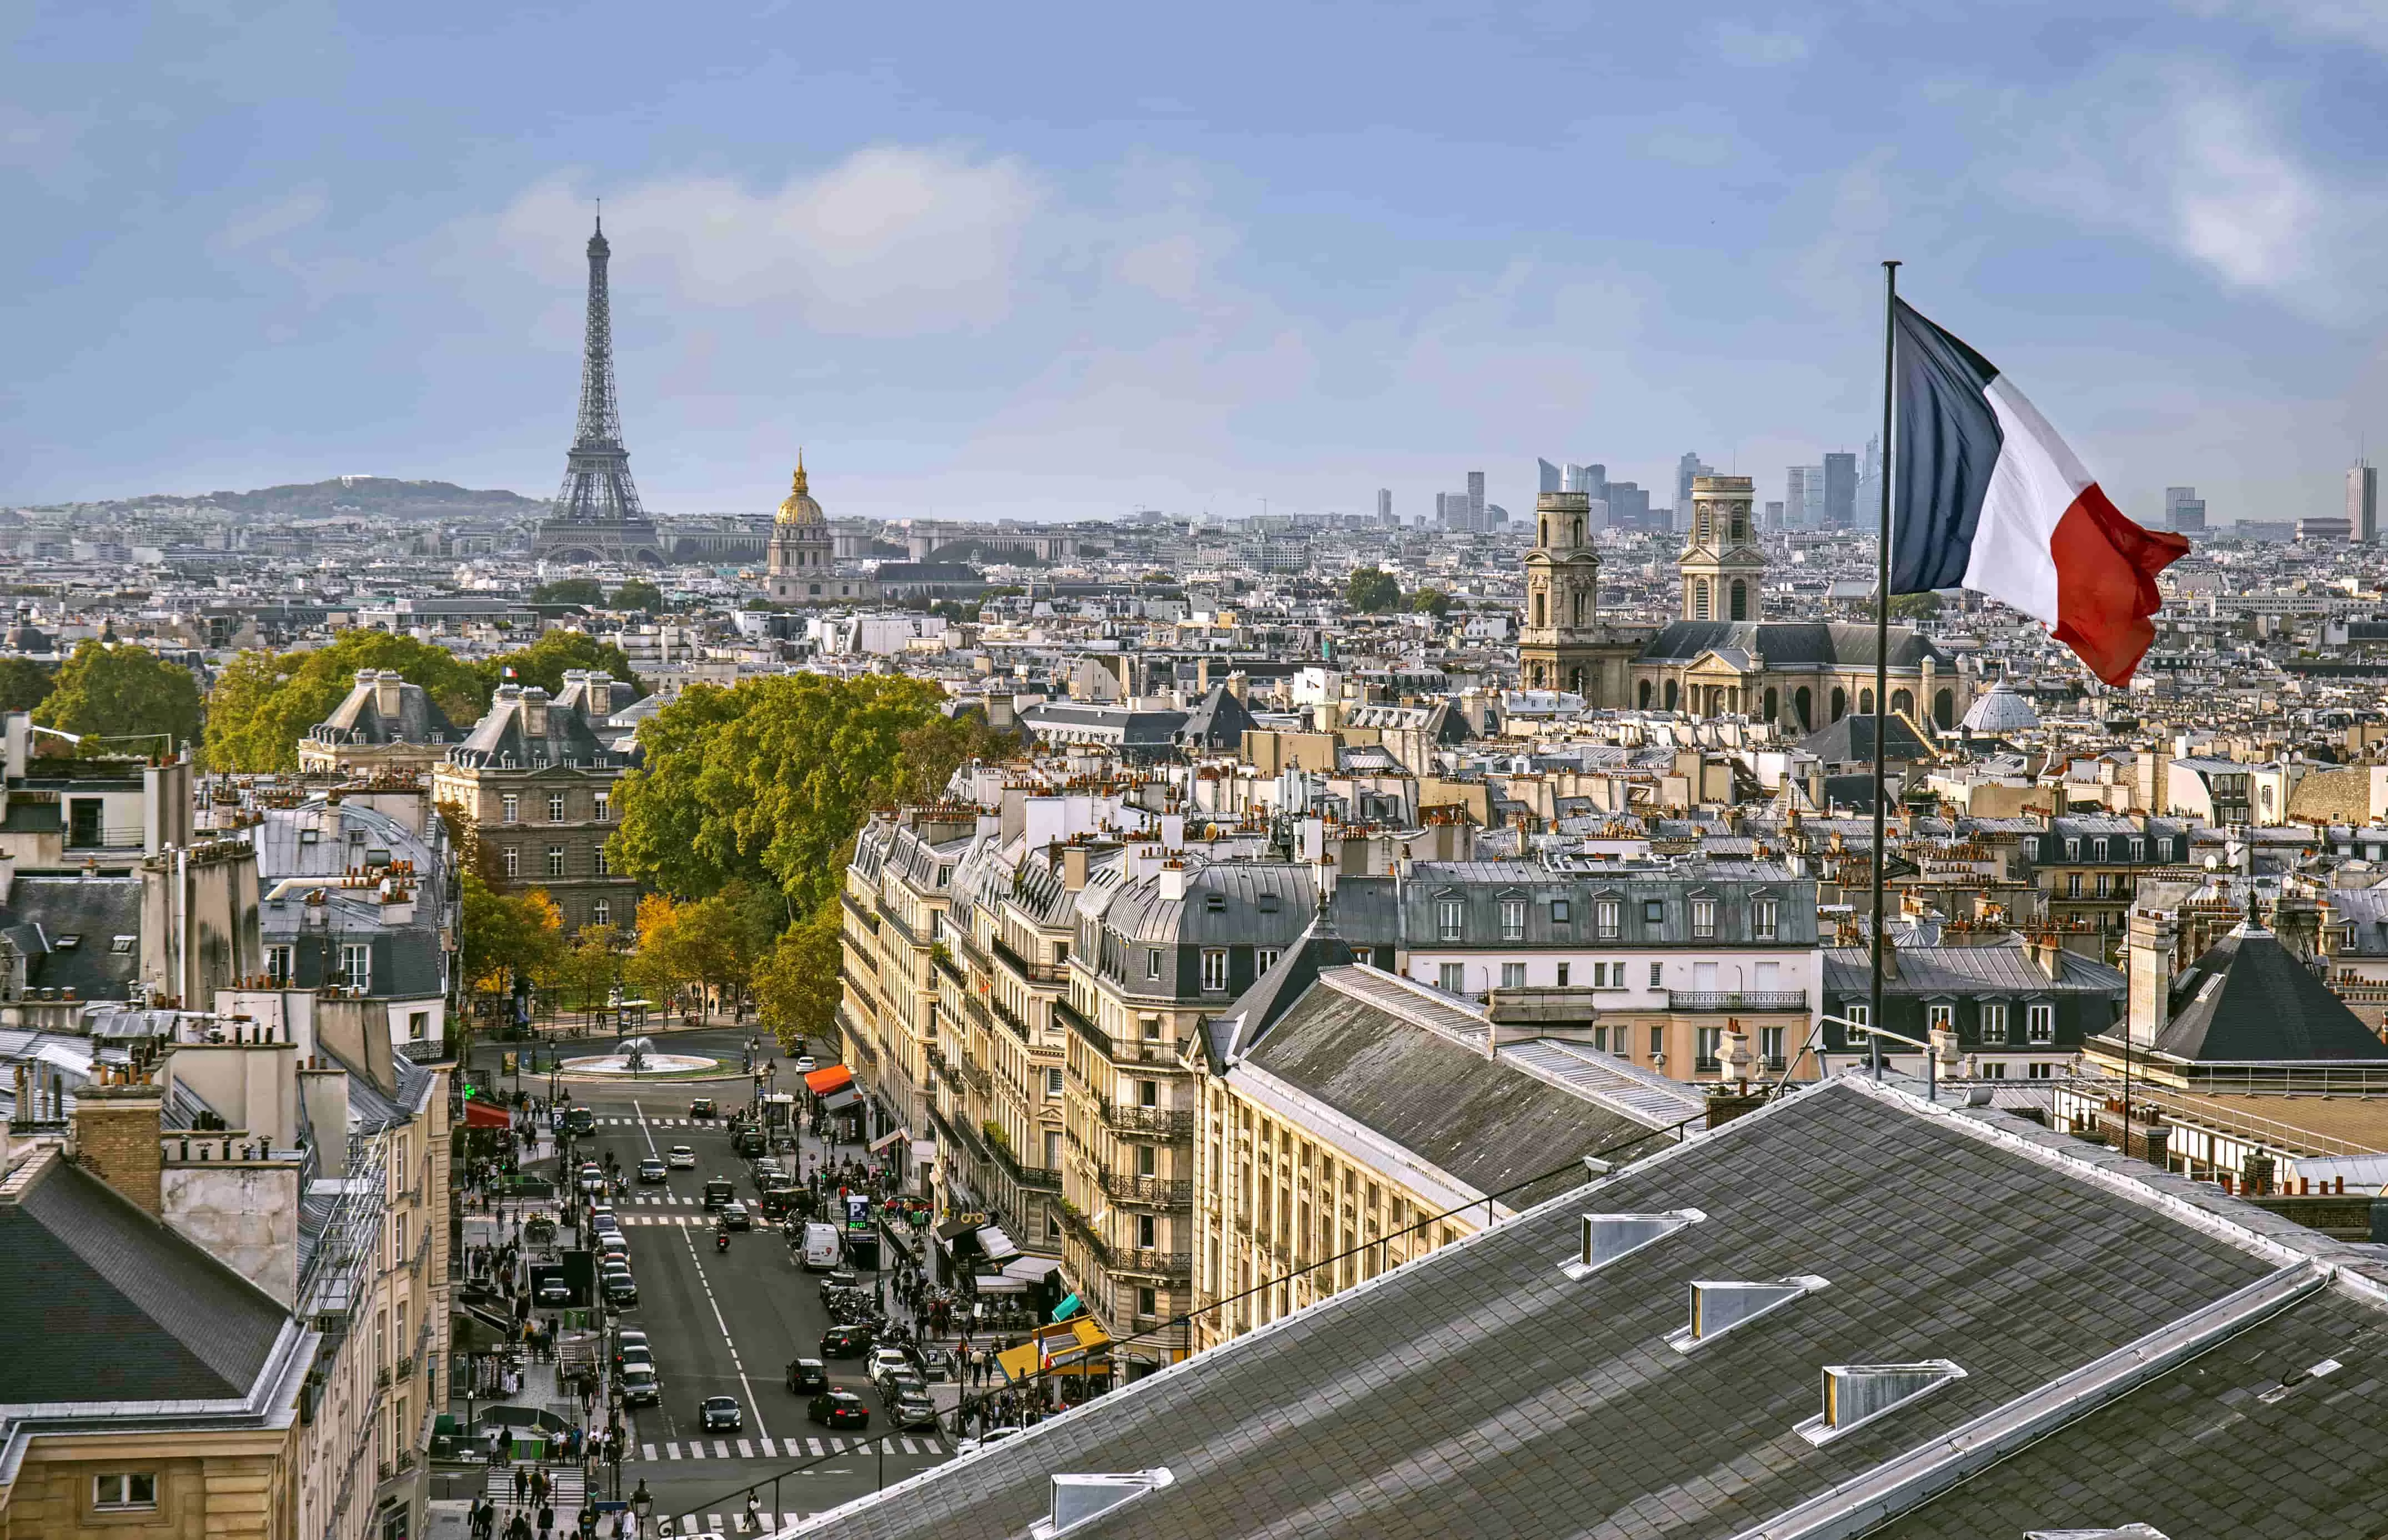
[[809, 1389, 870, 1429]]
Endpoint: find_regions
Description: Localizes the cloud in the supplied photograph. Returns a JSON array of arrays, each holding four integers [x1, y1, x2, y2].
[[0, 104, 98, 198], [1708, 21, 1810, 66], [2179, 0, 2388, 54], [2010, 60, 2388, 320], [210, 188, 328, 254], [491, 146, 1044, 337]]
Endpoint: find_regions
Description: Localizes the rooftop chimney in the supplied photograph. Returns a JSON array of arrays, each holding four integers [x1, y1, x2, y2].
[[73, 1074, 164, 1216]]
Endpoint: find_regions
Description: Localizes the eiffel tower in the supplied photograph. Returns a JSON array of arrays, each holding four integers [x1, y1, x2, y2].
[[534, 214, 665, 564]]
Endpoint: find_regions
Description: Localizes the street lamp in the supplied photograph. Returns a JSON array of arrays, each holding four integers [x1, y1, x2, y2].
[[631, 1479, 652, 1529]]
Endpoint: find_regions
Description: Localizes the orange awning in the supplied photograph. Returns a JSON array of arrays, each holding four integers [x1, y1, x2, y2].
[[804, 1064, 853, 1096], [464, 1100, 511, 1129]]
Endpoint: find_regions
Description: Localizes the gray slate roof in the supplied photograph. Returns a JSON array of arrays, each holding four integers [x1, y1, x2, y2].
[[797, 1075, 2380, 1539], [2154, 926, 2388, 1065], [0, 874, 141, 999], [0, 1152, 291, 1404], [1638, 619, 1951, 669]]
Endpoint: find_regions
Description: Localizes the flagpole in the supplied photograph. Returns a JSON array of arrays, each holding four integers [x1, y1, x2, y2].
[[1870, 259, 1900, 1080]]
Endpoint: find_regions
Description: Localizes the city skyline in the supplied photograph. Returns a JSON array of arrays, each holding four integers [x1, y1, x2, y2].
[[4, 3, 2385, 525]]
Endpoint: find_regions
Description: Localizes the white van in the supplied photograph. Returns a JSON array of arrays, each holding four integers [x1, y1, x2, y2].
[[801, 1222, 841, 1271]]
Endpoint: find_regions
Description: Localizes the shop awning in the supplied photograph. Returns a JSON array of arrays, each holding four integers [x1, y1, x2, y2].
[[976, 1225, 1020, 1265], [910, 1140, 938, 1164], [997, 1317, 1111, 1381], [804, 1064, 853, 1096], [867, 1128, 907, 1155], [1001, 1256, 1062, 1284], [972, 1272, 1029, 1294], [463, 1100, 512, 1129], [820, 1086, 860, 1112]]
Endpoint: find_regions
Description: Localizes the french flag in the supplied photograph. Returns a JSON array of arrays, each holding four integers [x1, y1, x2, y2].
[[1890, 300, 2188, 686]]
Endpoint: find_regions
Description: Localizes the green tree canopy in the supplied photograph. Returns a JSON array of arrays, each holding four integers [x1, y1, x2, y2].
[[1410, 586, 1452, 618], [478, 629, 641, 699], [0, 658, 53, 716], [609, 673, 950, 914], [33, 641, 202, 754], [530, 578, 605, 606], [202, 632, 485, 772], [459, 872, 564, 994], [752, 896, 843, 1052], [1344, 566, 1402, 614], [1889, 592, 1942, 621], [611, 579, 664, 612]]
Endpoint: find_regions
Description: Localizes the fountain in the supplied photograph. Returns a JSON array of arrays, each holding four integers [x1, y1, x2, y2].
[[559, 1034, 718, 1077]]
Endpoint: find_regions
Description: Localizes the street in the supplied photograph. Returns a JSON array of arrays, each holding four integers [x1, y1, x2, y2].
[[476, 1029, 955, 1534]]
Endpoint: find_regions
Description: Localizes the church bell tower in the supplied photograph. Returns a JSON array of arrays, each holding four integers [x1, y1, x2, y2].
[[1678, 475, 1765, 623], [1518, 490, 1606, 694]]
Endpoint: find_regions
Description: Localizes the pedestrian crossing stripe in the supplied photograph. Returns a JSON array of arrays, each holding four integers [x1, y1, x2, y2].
[[628, 1434, 943, 1462]]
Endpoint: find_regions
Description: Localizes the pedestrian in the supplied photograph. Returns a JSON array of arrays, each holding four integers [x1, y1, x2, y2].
[[512, 1463, 526, 1507], [538, 1502, 553, 1540]]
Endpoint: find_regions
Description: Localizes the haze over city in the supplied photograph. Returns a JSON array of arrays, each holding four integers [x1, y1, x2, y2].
[[5, 1, 2385, 522]]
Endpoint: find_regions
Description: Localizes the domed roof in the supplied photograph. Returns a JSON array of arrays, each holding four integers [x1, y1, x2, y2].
[[775, 453, 826, 526], [1960, 679, 2039, 734]]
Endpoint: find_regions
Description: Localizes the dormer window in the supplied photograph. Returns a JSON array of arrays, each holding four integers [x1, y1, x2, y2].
[[1689, 899, 1717, 939], [1436, 897, 1464, 942], [1499, 898, 1526, 941], [1550, 897, 1571, 924]]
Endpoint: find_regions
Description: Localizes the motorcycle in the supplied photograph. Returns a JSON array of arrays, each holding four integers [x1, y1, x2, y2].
[[714, 1229, 731, 1253]]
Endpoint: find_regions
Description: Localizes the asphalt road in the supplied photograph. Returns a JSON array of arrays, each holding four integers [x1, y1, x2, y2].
[[550, 1043, 952, 1531]]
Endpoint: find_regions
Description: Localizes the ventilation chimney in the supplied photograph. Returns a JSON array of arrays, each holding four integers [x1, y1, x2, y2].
[[1797, 1360, 1966, 1445], [1667, 1276, 1830, 1352], [1030, 1469, 1175, 1539], [1559, 1208, 1704, 1281]]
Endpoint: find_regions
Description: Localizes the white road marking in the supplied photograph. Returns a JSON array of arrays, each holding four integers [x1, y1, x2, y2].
[[737, 1438, 754, 1458], [807, 1437, 824, 1456], [665, 1441, 681, 1459], [642, 1443, 656, 1461]]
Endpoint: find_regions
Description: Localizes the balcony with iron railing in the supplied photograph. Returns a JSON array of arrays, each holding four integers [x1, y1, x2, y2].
[[1058, 1203, 1188, 1280], [988, 994, 1036, 1045], [1096, 1098, 1195, 1140], [1055, 995, 1111, 1057], [988, 1133, 1063, 1192], [991, 935, 1066, 985], [1664, 990, 1808, 1013], [1099, 1172, 1192, 1207], [840, 891, 880, 934]]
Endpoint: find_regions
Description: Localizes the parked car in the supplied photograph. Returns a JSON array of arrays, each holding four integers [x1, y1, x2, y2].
[[792, 1056, 817, 1074], [720, 1199, 753, 1231], [618, 1346, 654, 1377], [881, 1368, 929, 1403], [808, 1389, 870, 1429], [784, 1357, 829, 1395], [619, 1366, 661, 1406], [636, 1157, 668, 1185], [818, 1325, 874, 1358], [577, 1163, 605, 1195], [699, 1396, 742, 1432], [666, 1145, 698, 1169], [953, 1426, 1026, 1456], [733, 1127, 766, 1156], [751, 1159, 786, 1188], [689, 1097, 718, 1119], [865, 1348, 911, 1386], [886, 1389, 939, 1431], [801, 1222, 842, 1271], [613, 1331, 649, 1370], [603, 1270, 639, 1307]]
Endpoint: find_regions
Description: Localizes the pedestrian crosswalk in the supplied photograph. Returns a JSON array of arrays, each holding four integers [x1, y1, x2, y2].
[[663, 1513, 824, 1538], [632, 1433, 943, 1462], [480, 1462, 586, 1510], [596, 1115, 723, 1127]]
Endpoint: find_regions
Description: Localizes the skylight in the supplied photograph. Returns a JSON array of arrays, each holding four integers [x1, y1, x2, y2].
[[1796, 1360, 1966, 1445], [1030, 1469, 1175, 1539], [2024, 1528, 2171, 1540], [1665, 1276, 1829, 1353], [1559, 1208, 1705, 1281]]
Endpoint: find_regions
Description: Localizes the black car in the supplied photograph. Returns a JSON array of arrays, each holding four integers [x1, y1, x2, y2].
[[818, 1325, 874, 1358], [785, 1357, 830, 1395], [720, 1199, 752, 1231], [809, 1389, 870, 1429], [702, 1177, 735, 1209], [699, 1395, 742, 1432], [534, 1278, 571, 1308], [603, 1276, 639, 1307], [733, 1128, 766, 1156], [563, 1105, 597, 1135], [688, 1097, 718, 1119], [635, 1158, 668, 1185]]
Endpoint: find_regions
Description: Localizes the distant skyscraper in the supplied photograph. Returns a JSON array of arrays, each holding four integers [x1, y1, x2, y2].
[[1565, 462, 1606, 500], [1675, 453, 1714, 532], [1538, 459, 1563, 495], [1855, 434, 1882, 521], [1764, 500, 1785, 528], [1468, 470, 1486, 531], [1607, 481, 1650, 529], [1823, 452, 1857, 528], [2351, 460, 2380, 543], [1377, 487, 1393, 524], [2164, 486, 2208, 535], [1785, 465, 1823, 528]]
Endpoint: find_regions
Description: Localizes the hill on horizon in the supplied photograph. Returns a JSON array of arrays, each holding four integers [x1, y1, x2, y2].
[[28, 475, 548, 518]]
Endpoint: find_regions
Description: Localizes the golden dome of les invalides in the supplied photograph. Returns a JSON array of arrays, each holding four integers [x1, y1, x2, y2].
[[775, 452, 826, 526]]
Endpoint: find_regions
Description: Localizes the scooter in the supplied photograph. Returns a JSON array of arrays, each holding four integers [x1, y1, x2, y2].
[[714, 1229, 732, 1253]]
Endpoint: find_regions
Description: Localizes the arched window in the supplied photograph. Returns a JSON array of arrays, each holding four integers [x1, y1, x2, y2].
[[1763, 686, 1778, 723], [1573, 518, 1583, 544], [1571, 590, 1586, 625], [1891, 689, 1913, 717], [1935, 689, 1954, 728], [1694, 579, 1710, 620], [1795, 686, 1813, 730], [1638, 679, 1653, 709], [1830, 687, 1847, 721], [1664, 679, 1680, 712], [1531, 663, 1546, 686], [1860, 689, 1876, 715], [1569, 667, 1586, 694], [1729, 580, 1748, 620], [1731, 516, 1745, 543], [1539, 519, 1549, 546]]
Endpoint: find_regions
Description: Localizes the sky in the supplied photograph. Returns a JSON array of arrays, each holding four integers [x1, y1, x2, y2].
[[3, 1, 2385, 527]]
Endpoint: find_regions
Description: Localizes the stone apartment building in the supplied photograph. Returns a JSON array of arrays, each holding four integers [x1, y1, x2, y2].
[[2023, 811, 2196, 949], [297, 670, 461, 776], [430, 672, 640, 932], [840, 809, 977, 1161], [1336, 856, 1825, 1082]]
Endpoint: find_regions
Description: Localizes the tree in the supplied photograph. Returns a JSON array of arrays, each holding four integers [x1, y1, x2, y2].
[[478, 629, 641, 699], [549, 923, 624, 1011], [1410, 587, 1452, 618], [1889, 593, 1942, 621], [752, 897, 844, 1052], [1344, 566, 1401, 614], [458, 873, 564, 995], [530, 578, 605, 606], [611, 579, 664, 612], [33, 641, 202, 754], [0, 658, 53, 715], [609, 673, 949, 914], [894, 711, 1021, 804], [203, 633, 485, 772]]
